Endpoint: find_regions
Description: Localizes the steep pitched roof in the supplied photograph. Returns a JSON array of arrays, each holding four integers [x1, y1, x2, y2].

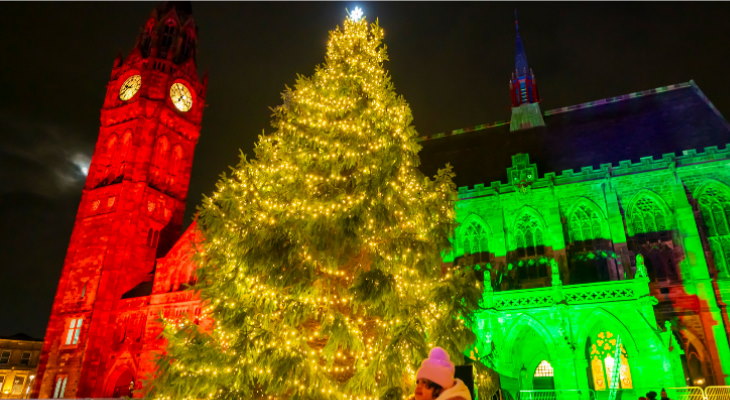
[[417, 81, 730, 188]]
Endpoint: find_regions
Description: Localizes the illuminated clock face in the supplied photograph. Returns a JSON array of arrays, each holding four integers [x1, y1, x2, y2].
[[119, 74, 141, 101], [170, 82, 193, 112]]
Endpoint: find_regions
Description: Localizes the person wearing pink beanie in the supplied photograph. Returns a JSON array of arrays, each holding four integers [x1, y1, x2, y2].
[[411, 347, 472, 400]]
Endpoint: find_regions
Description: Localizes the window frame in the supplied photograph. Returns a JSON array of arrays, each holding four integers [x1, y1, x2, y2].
[[63, 317, 83, 346], [11, 375, 25, 395], [0, 350, 10, 364], [19, 351, 31, 366], [53, 375, 68, 399]]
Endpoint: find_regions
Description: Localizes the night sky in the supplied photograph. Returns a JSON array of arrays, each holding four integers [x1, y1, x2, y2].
[[2, 2, 730, 339]]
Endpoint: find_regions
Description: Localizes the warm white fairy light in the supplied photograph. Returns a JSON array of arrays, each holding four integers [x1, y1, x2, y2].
[[150, 11, 484, 400]]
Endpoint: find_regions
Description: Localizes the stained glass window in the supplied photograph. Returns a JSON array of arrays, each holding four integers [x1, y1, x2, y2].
[[568, 203, 605, 242], [463, 222, 489, 255], [629, 196, 669, 235], [589, 331, 633, 390], [697, 185, 730, 274]]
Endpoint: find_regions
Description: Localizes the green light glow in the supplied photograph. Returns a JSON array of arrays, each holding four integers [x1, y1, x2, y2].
[[452, 150, 730, 398]]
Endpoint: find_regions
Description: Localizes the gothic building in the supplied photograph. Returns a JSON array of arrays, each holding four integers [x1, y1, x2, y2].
[[35, 3, 730, 399], [34, 3, 205, 398], [419, 16, 730, 400]]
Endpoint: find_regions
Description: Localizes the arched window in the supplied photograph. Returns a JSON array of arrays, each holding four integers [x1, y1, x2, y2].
[[463, 221, 488, 256], [152, 136, 170, 186], [176, 28, 195, 63], [568, 203, 605, 242], [532, 360, 555, 390], [514, 212, 544, 257], [112, 131, 132, 180], [139, 18, 155, 57], [159, 19, 177, 59], [534, 360, 554, 377], [566, 201, 614, 283], [588, 331, 633, 391], [168, 144, 184, 188], [697, 184, 730, 275], [92, 134, 118, 186], [629, 195, 670, 235]]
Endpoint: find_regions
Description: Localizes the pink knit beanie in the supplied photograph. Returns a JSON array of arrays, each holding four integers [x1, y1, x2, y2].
[[416, 347, 455, 389]]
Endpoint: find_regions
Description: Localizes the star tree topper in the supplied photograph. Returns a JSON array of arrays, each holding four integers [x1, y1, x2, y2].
[[347, 6, 364, 22]]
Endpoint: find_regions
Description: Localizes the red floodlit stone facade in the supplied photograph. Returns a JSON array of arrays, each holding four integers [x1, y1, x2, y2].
[[34, 3, 207, 398]]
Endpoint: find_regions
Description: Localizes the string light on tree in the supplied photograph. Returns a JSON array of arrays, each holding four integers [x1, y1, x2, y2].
[[148, 10, 487, 400]]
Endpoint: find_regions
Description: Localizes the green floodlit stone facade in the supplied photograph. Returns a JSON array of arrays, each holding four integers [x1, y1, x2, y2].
[[446, 148, 730, 398], [418, 16, 730, 398]]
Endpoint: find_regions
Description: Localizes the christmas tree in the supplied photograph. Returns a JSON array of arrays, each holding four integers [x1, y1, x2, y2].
[[149, 9, 484, 400]]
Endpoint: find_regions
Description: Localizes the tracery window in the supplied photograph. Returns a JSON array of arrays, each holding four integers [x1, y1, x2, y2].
[[534, 360, 554, 377], [566, 202, 614, 283], [697, 185, 730, 275], [159, 20, 177, 58], [629, 196, 669, 235], [463, 221, 489, 256], [568, 204, 605, 242], [514, 212, 544, 257], [589, 331, 633, 390]]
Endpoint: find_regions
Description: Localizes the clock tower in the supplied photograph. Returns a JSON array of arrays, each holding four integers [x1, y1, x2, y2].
[[34, 2, 206, 397]]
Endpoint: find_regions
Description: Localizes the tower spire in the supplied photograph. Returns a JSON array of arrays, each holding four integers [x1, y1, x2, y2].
[[135, 1, 198, 65], [509, 10, 545, 132], [514, 10, 529, 77]]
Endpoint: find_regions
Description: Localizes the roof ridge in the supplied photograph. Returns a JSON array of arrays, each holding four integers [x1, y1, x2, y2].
[[543, 81, 693, 117], [417, 81, 693, 143]]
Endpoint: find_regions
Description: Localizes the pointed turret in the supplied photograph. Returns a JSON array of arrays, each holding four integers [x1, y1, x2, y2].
[[135, 1, 198, 65], [509, 11, 545, 132]]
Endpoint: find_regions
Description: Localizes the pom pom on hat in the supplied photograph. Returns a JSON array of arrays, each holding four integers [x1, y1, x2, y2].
[[416, 347, 455, 389]]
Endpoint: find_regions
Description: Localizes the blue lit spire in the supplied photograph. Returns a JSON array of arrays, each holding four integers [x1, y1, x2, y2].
[[514, 10, 529, 76], [509, 10, 545, 132]]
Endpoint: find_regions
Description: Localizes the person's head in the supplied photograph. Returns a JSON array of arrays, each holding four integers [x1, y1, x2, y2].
[[647, 391, 658, 400], [415, 347, 455, 400], [415, 378, 443, 400]]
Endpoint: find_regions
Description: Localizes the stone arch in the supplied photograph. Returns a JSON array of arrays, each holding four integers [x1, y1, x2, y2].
[[168, 143, 184, 188], [158, 18, 178, 58], [693, 180, 730, 276], [155, 135, 170, 160], [626, 189, 673, 236], [176, 24, 197, 62], [510, 206, 548, 251], [459, 213, 492, 257], [693, 178, 730, 200], [627, 190, 680, 281], [575, 308, 641, 357], [105, 133, 119, 152], [113, 130, 133, 179], [577, 308, 648, 391], [565, 197, 616, 283], [92, 133, 119, 186], [151, 135, 170, 185], [102, 353, 137, 398], [566, 197, 609, 242], [678, 326, 715, 385], [500, 314, 561, 391]]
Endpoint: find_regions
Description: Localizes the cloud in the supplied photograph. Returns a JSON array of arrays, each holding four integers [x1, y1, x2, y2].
[[0, 111, 93, 198]]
